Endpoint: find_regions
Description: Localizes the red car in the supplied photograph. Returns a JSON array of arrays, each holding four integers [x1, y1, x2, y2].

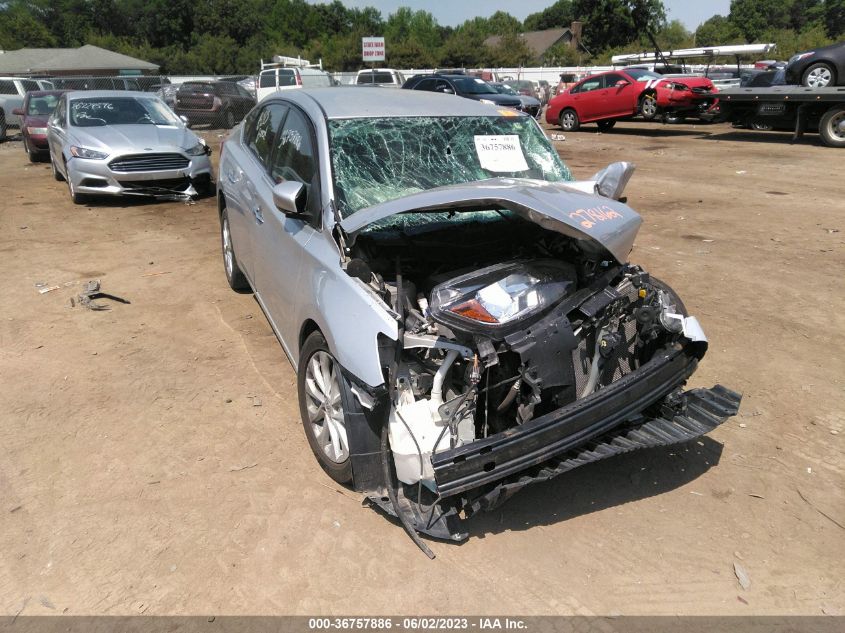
[[13, 90, 66, 162], [545, 69, 717, 131]]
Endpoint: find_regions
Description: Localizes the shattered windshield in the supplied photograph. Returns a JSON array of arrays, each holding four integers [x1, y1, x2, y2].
[[329, 116, 573, 217]]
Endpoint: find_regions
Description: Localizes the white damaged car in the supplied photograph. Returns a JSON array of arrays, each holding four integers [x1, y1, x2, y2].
[[217, 88, 740, 549]]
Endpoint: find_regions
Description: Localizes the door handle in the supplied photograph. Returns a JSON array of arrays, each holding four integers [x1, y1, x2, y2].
[[252, 204, 264, 224]]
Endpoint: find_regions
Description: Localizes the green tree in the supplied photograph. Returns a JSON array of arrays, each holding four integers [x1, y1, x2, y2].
[[0, 2, 56, 49], [729, 0, 792, 42], [488, 33, 535, 66], [825, 0, 845, 37], [694, 14, 744, 46], [524, 1, 575, 31], [571, 0, 666, 51]]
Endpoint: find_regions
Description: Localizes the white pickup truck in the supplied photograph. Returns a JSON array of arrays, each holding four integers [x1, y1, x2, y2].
[[0, 77, 41, 141]]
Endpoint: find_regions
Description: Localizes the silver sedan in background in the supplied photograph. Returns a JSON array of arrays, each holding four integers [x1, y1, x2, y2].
[[47, 90, 212, 204]]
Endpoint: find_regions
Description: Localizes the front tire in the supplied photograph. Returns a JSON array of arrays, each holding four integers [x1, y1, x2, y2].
[[220, 207, 250, 291], [802, 63, 835, 88], [51, 153, 65, 181], [819, 106, 845, 148], [298, 331, 353, 485], [640, 93, 658, 120], [559, 108, 580, 131], [66, 168, 87, 205]]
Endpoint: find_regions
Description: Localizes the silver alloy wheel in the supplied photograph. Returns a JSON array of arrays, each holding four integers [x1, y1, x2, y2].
[[830, 110, 845, 140], [561, 111, 576, 130], [221, 215, 234, 280], [641, 95, 657, 117], [304, 351, 349, 464], [806, 66, 832, 88]]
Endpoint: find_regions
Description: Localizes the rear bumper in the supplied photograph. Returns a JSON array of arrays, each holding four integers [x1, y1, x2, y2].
[[431, 346, 718, 498], [174, 109, 221, 125]]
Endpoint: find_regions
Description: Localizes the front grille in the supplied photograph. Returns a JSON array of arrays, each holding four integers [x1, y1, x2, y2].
[[109, 153, 189, 173]]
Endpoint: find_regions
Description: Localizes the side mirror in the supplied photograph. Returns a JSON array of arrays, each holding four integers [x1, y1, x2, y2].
[[272, 181, 306, 216], [12, 108, 24, 116], [592, 161, 636, 200], [615, 80, 630, 87]]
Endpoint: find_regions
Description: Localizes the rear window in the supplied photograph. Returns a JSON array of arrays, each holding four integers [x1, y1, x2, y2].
[[27, 93, 60, 115], [357, 72, 394, 84], [181, 83, 213, 93], [259, 70, 295, 88]]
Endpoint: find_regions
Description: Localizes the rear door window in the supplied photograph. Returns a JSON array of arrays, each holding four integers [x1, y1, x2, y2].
[[245, 103, 288, 170]]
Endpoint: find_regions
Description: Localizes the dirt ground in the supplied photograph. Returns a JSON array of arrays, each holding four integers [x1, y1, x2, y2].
[[0, 119, 843, 617]]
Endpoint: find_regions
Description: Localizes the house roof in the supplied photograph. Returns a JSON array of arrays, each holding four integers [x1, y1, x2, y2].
[[485, 28, 572, 59], [0, 45, 158, 74]]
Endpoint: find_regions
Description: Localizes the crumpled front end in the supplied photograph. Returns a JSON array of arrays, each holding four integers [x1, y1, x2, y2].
[[344, 199, 740, 542]]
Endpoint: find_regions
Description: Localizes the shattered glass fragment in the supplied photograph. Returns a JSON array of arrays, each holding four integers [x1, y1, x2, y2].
[[329, 116, 573, 217]]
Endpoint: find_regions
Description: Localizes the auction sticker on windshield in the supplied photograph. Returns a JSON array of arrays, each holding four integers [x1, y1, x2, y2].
[[474, 135, 529, 173]]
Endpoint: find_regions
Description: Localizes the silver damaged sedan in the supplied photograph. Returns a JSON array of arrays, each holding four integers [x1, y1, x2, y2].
[[218, 88, 740, 548], [47, 91, 212, 204]]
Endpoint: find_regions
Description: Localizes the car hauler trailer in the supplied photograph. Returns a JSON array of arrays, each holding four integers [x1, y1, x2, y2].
[[716, 85, 845, 148]]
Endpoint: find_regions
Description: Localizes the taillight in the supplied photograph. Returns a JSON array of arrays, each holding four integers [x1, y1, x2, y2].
[[213, 96, 222, 109], [296, 74, 302, 86]]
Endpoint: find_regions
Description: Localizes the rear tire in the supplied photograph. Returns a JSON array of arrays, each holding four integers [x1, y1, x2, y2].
[[224, 109, 235, 129], [639, 93, 658, 120], [220, 207, 251, 291], [298, 331, 353, 485], [597, 120, 616, 131], [819, 106, 845, 148], [559, 108, 580, 131], [801, 63, 835, 88]]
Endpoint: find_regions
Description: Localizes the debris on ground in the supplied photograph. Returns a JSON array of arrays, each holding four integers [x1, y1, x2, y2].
[[734, 561, 751, 590], [229, 462, 258, 472], [37, 285, 60, 294], [140, 271, 171, 278], [76, 280, 130, 311], [550, 133, 566, 141]]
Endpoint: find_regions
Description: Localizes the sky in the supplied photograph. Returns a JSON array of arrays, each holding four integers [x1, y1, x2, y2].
[[316, 1, 734, 31]]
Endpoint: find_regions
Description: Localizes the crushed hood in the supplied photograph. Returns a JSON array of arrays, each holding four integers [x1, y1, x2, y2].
[[339, 178, 643, 263]]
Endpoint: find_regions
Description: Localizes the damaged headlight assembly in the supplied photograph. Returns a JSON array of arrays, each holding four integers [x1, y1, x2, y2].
[[185, 140, 211, 156], [430, 260, 575, 333]]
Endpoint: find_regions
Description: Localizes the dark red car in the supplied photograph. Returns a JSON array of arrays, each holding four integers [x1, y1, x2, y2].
[[545, 69, 717, 131], [13, 90, 66, 162]]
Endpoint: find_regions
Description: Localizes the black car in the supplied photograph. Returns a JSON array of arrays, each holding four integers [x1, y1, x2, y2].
[[174, 81, 255, 129], [785, 41, 845, 88], [403, 74, 522, 109]]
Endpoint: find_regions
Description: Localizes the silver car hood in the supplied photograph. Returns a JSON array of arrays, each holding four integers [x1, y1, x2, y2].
[[338, 178, 643, 263], [70, 124, 199, 155]]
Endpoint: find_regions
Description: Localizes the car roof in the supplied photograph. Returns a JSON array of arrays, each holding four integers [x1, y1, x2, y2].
[[270, 87, 524, 119], [64, 90, 154, 99]]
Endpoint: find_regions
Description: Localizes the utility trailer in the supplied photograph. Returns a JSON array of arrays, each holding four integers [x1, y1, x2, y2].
[[716, 85, 845, 148]]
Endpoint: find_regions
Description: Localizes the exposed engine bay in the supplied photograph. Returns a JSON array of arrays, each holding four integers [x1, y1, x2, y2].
[[348, 210, 707, 491]]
